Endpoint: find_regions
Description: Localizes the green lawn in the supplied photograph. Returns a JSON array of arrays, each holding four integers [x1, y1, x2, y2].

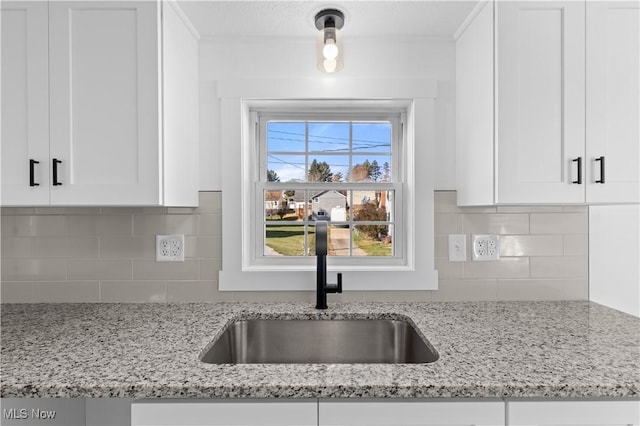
[[265, 225, 315, 256], [265, 223, 391, 257], [353, 230, 392, 256]]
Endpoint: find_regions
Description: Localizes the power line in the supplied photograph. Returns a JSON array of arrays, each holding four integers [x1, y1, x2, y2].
[[268, 129, 391, 147]]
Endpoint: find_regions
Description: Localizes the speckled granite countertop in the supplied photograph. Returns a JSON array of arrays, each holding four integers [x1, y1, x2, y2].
[[1, 301, 639, 398]]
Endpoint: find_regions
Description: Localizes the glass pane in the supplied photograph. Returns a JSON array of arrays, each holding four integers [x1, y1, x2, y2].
[[307, 155, 349, 182], [265, 224, 308, 256], [328, 224, 351, 256], [267, 122, 305, 152], [352, 190, 383, 218], [264, 189, 304, 221], [353, 225, 393, 256], [309, 189, 348, 221], [349, 155, 391, 182], [308, 122, 349, 153], [352, 122, 392, 154], [267, 154, 306, 182]]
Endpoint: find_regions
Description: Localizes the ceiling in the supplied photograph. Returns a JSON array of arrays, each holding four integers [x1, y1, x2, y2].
[[177, 1, 478, 39]]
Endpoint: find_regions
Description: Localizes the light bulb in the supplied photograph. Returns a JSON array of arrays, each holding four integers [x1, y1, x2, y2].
[[323, 59, 337, 73], [322, 39, 339, 60]]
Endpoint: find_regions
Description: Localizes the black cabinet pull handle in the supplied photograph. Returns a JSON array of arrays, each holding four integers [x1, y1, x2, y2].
[[572, 157, 582, 184], [52, 158, 62, 186], [595, 156, 605, 184], [29, 159, 40, 186]]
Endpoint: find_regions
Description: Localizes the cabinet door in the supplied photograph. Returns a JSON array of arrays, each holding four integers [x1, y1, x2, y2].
[[131, 400, 318, 426], [319, 400, 504, 426], [497, 2, 586, 204], [1, 1, 50, 205], [507, 400, 640, 425], [586, 2, 640, 203], [48, 2, 160, 205]]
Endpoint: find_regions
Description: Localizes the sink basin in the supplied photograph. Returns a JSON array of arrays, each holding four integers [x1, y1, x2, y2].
[[200, 319, 438, 364]]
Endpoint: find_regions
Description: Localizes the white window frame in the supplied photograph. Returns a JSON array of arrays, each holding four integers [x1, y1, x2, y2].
[[217, 78, 438, 291], [253, 110, 405, 269]]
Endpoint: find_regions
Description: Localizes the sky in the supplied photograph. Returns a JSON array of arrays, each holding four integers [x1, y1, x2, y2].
[[266, 121, 392, 183]]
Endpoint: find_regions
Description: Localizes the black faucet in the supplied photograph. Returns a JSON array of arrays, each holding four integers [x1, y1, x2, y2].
[[315, 221, 342, 309]]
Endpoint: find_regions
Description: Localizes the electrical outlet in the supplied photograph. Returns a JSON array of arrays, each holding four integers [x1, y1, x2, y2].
[[156, 235, 184, 261], [448, 234, 467, 262], [472, 234, 499, 261]]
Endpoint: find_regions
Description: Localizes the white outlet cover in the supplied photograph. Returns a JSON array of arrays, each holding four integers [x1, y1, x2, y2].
[[472, 234, 500, 261], [448, 234, 467, 262], [156, 235, 184, 262]]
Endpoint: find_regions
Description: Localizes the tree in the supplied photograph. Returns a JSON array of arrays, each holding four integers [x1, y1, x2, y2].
[[267, 169, 280, 182], [308, 159, 333, 182], [370, 160, 381, 182], [383, 161, 390, 182], [354, 201, 388, 240], [350, 164, 370, 182], [331, 172, 344, 183], [276, 199, 289, 220]]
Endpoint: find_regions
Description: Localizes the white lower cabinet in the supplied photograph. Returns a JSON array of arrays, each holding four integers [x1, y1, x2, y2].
[[507, 400, 640, 426], [319, 400, 504, 426], [130, 399, 317, 426]]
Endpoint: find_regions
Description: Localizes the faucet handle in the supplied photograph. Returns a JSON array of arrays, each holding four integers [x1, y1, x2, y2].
[[336, 273, 342, 293]]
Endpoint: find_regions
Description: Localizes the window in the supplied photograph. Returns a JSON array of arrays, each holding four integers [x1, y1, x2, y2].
[[255, 113, 403, 267], [217, 83, 438, 291]]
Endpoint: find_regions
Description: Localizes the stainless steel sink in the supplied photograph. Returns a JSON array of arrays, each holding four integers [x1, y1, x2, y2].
[[200, 319, 438, 364]]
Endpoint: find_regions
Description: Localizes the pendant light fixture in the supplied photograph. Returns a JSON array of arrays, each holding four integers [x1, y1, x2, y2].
[[314, 8, 345, 73]]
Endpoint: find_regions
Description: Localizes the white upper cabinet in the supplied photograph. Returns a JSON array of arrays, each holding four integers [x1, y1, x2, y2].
[[1, 1, 199, 207], [1, 1, 50, 205], [585, 1, 640, 204], [456, 1, 639, 205], [497, 1, 586, 204]]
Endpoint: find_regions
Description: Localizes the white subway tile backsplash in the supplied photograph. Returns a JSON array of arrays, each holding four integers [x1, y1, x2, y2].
[[31, 237, 99, 258], [133, 215, 197, 236], [100, 281, 166, 303], [0, 191, 590, 303], [500, 235, 563, 257], [497, 279, 566, 301], [1, 259, 67, 281], [200, 259, 222, 281], [434, 213, 463, 236], [67, 259, 132, 281], [185, 236, 222, 259], [1, 237, 32, 258], [563, 235, 589, 256], [434, 257, 465, 279], [463, 213, 530, 235], [13, 216, 67, 236], [434, 236, 449, 258], [167, 281, 218, 302], [132, 259, 200, 281], [1, 282, 35, 303], [65, 215, 132, 236], [563, 279, 589, 300], [530, 256, 588, 279], [100, 236, 155, 259], [530, 213, 588, 234], [196, 214, 222, 236], [464, 257, 530, 279], [196, 191, 222, 213], [35, 281, 100, 302]]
